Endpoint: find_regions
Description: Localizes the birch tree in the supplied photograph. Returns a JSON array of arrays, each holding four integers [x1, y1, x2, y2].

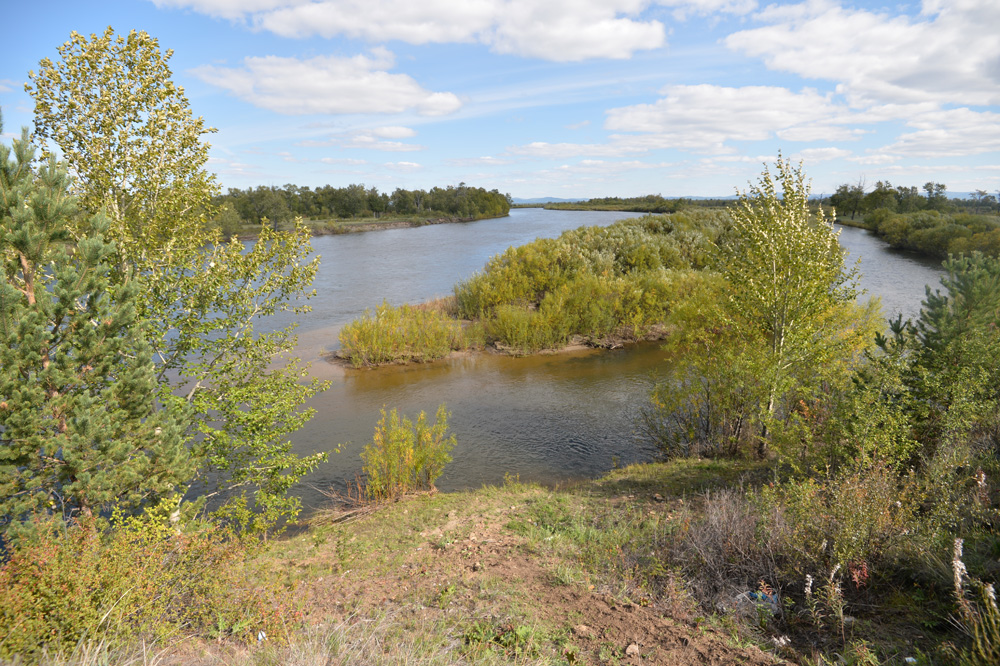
[[719, 157, 876, 456], [26, 30, 327, 530]]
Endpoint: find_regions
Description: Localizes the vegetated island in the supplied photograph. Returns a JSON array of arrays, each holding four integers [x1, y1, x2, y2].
[[209, 182, 512, 239], [335, 208, 729, 368]]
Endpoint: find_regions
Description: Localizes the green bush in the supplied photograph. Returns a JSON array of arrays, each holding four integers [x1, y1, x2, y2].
[[360, 404, 456, 502], [0, 514, 296, 660], [338, 300, 481, 367]]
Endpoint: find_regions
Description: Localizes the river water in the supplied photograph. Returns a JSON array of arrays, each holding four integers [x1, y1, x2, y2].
[[266, 210, 946, 510]]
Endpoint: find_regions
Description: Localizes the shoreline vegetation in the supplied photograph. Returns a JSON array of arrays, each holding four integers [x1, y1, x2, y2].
[[827, 180, 1000, 260], [9, 24, 1000, 665], [232, 211, 510, 241], [336, 210, 726, 368], [210, 182, 512, 240]]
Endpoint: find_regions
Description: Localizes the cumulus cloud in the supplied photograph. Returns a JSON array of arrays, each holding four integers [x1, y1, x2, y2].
[[605, 84, 858, 150], [725, 0, 1000, 106], [384, 161, 422, 171], [875, 108, 1000, 158], [191, 49, 461, 116], [157, 0, 680, 61]]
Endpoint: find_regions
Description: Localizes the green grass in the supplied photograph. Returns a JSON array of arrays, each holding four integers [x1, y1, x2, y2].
[[4, 457, 994, 665]]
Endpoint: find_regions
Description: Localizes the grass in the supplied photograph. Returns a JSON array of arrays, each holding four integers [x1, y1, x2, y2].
[[3, 457, 995, 665]]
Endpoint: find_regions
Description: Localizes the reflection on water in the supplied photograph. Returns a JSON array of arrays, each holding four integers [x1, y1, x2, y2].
[[276, 212, 946, 511]]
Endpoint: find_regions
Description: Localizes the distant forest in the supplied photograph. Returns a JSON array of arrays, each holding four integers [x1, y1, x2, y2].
[[213, 183, 512, 227], [537, 194, 729, 213]]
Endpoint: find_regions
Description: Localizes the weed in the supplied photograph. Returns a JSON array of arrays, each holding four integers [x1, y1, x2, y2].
[[463, 619, 541, 659]]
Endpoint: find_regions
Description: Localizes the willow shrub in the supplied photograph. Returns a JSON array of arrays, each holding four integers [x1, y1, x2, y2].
[[338, 300, 483, 367], [360, 404, 456, 502]]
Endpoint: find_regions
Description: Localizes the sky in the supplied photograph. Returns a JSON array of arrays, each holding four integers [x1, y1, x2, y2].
[[1, 0, 998, 199]]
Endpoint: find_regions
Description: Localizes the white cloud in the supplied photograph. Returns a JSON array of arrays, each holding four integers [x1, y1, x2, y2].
[[725, 0, 1000, 106], [297, 128, 425, 151], [371, 126, 416, 139], [191, 49, 461, 116], [875, 108, 1000, 158], [791, 147, 852, 163], [161, 0, 669, 61], [605, 84, 855, 150], [384, 161, 422, 171], [487, 1, 665, 61], [565, 120, 591, 130], [0, 78, 18, 93], [320, 157, 367, 165]]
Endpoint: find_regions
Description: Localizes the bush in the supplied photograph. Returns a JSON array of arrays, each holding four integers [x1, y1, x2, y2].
[[338, 300, 481, 367], [360, 404, 456, 502], [0, 514, 296, 660]]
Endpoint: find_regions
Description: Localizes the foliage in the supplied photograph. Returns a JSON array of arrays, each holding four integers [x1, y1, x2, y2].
[[452, 211, 725, 353], [338, 300, 483, 367], [541, 193, 689, 213], [26, 27, 217, 262], [866, 209, 1000, 258], [0, 513, 297, 660], [360, 405, 456, 502], [0, 125, 190, 532], [26, 29, 328, 531], [216, 181, 510, 224], [650, 158, 880, 461]]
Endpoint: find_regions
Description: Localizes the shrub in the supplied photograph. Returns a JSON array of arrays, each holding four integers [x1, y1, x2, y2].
[[0, 514, 296, 661], [360, 404, 456, 502], [338, 300, 479, 367]]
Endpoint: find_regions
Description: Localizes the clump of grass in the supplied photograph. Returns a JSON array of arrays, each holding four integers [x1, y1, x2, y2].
[[338, 300, 482, 367]]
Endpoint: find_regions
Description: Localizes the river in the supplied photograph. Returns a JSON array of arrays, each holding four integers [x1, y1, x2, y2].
[[266, 210, 946, 511]]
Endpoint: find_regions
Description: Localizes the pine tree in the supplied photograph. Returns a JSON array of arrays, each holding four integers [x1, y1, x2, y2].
[[0, 120, 192, 532]]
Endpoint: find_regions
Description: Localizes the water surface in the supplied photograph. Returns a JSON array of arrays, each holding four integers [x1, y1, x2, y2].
[[273, 211, 946, 510]]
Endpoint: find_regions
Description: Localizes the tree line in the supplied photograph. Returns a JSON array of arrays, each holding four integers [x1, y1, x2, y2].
[[827, 179, 1000, 258], [214, 182, 511, 229]]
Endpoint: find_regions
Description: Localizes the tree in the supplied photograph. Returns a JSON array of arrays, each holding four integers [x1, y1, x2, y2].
[[26, 29, 327, 531], [0, 123, 191, 532], [862, 180, 897, 214], [923, 182, 948, 211], [829, 178, 866, 219], [26, 28, 217, 264], [718, 157, 877, 456]]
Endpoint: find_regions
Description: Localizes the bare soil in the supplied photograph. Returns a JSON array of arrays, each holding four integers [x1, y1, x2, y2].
[[277, 490, 784, 665]]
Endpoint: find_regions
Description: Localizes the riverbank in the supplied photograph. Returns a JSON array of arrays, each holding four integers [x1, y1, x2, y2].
[[28, 457, 968, 665], [233, 213, 509, 240]]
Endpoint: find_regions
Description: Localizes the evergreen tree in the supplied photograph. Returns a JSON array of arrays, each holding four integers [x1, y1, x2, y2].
[[0, 122, 191, 532], [27, 29, 327, 530]]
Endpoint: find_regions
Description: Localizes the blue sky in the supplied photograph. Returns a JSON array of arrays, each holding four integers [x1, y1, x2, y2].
[[2, 0, 998, 199]]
